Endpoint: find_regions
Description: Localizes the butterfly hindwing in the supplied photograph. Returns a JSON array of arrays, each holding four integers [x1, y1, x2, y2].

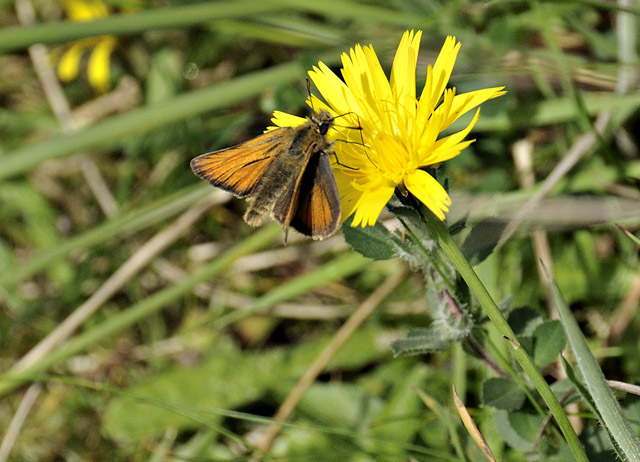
[[190, 128, 292, 198], [287, 153, 340, 240]]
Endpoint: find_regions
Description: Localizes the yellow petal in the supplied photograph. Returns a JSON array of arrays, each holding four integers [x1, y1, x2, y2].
[[439, 86, 506, 130], [87, 36, 116, 92], [63, 0, 109, 21], [87, 0, 109, 17], [309, 61, 358, 117], [57, 42, 85, 82], [427, 108, 480, 164], [351, 185, 394, 227], [269, 111, 307, 129], [334, 169, 362, 223], [391, 30, 421, 120], [341, 44, 393, 127], [404, 169, 451, 220], [419, 36, 460, 114]]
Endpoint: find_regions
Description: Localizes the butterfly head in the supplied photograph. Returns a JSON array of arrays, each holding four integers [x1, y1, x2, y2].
[[312, 110, 334, 136]]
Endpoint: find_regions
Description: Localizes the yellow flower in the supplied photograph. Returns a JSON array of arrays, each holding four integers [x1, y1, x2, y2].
[[55, 0, 117, 93], [272, 31, 506, 227]]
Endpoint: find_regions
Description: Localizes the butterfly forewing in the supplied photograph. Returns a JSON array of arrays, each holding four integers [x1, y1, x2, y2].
[[190, 128, 291, 198]]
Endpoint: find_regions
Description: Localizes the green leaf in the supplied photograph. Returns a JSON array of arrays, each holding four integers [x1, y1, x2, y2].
[[387, 203, 432, 244], [507, 307, 543, 337], [532, 320, 566, 367], [507, 308, 563, 363], [579, 425, 617, 462], [341, 214, 396, 260], [460, 219, 507, 265], [550, 378, 581, 407], [391, 328, 453, 356], [385, 203, 440, 269], [624, 394, 640, 429], [493, 409, 544, 452], [517, 335, 535, 360], [482, 377, 526, 411]]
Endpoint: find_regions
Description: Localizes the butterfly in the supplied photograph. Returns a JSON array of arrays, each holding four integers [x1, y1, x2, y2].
[[190, 109, 341, 243]]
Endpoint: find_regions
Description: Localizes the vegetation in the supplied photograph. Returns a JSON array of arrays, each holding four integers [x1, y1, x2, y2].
[[1, 1, 640, 461]]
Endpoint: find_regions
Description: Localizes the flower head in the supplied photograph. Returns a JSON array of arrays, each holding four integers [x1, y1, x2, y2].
[[54, 0, 118, 93], [272, 31, 505, 227]]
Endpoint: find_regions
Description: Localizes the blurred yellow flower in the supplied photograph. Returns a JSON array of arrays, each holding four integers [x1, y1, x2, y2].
[[55, 0, 117, 93], [272, 31, 506, 227]]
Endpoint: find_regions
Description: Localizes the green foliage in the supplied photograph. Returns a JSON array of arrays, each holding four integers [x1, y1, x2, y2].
[[493, 409, 545, 453], [508, 307, 567, 368], [390, 327, 454, 355], [104, 325, 389, 442], [550, 272, 640, 460], [341, 215, 397, 260], [532, 320, 566, 367], [460, 219, 506, 265], [2, 0, 640, 461], [482, 378, 526, 412]]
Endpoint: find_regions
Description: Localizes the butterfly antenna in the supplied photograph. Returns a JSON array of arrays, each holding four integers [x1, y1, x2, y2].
[[306, 78, 316, 113]]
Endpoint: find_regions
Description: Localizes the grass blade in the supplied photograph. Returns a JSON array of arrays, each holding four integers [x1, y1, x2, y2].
[[543, 264, 640, 461], [0, 2, 284, 52]]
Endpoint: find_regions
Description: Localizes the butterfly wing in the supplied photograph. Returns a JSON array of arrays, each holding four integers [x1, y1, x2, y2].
[[190, 128, 292, 198], [274, 153, 340, 240], [271, 157, 308, 242]]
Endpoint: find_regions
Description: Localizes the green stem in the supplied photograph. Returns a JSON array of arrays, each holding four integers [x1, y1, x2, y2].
[[423, 213, 588, 462], [396, 214, 456, 294], [0, 1, 417, 53], [0, 2, 284, 52]]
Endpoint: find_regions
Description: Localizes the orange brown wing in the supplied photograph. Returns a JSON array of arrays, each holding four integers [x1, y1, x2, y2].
[[271, 155, 308, 242], [280, 153, 340, 240], [190, 127, 292, 198]]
